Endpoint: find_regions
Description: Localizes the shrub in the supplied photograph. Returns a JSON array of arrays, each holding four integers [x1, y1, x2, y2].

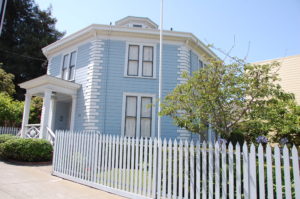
[[0, 138, 53, 162], [0, 134, 18, 144], [227, 131, 245, 145]]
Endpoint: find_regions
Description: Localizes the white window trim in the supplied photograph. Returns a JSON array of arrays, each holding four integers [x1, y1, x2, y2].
[[60, 49, 78, 81], [121, 92, 156, 138], [124, 42, 157, 79]]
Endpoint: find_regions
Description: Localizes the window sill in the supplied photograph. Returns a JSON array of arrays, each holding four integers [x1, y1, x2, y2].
[[124, 75, 156, 80]]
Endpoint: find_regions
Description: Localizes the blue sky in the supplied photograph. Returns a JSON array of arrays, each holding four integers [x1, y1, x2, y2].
[[35, 0, 300, 62]]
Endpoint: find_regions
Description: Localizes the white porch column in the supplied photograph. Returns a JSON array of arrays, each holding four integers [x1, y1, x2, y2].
[[70, 94, 77, 131], [21, 93, 32, 137], [40, 89, 52, 139]]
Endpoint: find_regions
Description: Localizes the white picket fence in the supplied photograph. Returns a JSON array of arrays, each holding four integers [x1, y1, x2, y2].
[[0, 126, 20, 135], [52, 131, 300, 199]]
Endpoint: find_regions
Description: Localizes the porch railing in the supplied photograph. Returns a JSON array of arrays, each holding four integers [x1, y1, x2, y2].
[[47, 127, 55, 145], [24, 124, 41, 138]]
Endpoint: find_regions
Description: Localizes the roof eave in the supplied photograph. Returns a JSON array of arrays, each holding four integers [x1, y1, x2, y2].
[[42, 24, 218, 59]]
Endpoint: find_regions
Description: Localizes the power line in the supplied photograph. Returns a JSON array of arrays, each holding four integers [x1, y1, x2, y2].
[[0, 49, 47, 62]]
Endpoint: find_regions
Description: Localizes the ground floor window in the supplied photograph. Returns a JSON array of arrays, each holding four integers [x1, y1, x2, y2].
[[123, 93, 155, 138]]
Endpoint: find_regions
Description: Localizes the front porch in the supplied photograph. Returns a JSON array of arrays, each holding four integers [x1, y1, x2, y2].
[[19, 75, 81, 142]]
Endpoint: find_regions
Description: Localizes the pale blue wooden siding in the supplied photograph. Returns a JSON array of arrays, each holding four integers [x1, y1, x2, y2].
[[98, 40, 180, 139], [73, 42, 92, 130], [48, 55, 62, 77]]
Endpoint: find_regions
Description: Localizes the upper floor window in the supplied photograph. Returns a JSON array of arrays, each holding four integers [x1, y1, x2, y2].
[[133, 24, 143, 28], [199, 59, 203, 69], [123, 93, 155, 138], [61, 51, 77, 81], [126, 44, 155, 78]]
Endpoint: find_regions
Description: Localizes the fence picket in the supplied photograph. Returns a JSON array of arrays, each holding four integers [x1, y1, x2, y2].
[[111, 136, 116, 186], [122, 137, 128, 191], [235, 143, 241, 199], [138, 138, 144, 195], [266, 144, 274, 199], [258, 144, 265, 199], [274, 146, 282, 199], [157, 138, 162, 198], [243, 143, 249, 199], [152, 138, 158, 198], [143, 138, 148, 195], [126, 137, 131, 192], [104, 135, 109, 185], [130, 138, 135, 193], [74, 132, 80, 179], [118, 136, 123, 189], [147, 138, 153, 197], [107, 135, 113, 187], [228, 143, 234, 199], [91, 133, 97, 182], [249, 144, 257, 199], [79, 132, 84, 180], [221, 143, 226, 199], [62, 131, 68, 175], [162, 139, 167, 198], [196, 141, 201, 199], [208, 142, 213, 199], [178, 140, 183, 199], [292, 146, 300, 199], [168, 139, 173, 199], [173, 140, 178, 199], [88, 132, 93, 181], [202, 141, 207, 199], [190, 141, 195, 199], [283, 146, 292, 199], [184, 140, 189, 199], [97, 134, 103, 184], [215, 142, 220, 199], [134, 138, 139, 194]]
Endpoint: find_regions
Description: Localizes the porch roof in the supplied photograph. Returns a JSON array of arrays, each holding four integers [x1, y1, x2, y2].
[[19, 75, 81, 96]]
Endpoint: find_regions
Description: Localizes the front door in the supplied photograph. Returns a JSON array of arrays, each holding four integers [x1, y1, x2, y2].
[[53, 100, 71, 131]]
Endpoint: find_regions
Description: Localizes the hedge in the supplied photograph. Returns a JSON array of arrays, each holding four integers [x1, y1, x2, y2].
[[0, 138, 53, 162], [0, 134, 19, 144]]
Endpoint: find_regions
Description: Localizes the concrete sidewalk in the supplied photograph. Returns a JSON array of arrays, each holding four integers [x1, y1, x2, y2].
[[0, 161, 126, 199]]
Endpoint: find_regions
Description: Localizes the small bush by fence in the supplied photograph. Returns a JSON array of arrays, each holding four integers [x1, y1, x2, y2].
[[0, 127, 20, 135], [52, 131, 300, 199]]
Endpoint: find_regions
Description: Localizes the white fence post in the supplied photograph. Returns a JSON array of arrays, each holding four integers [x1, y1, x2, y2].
[[258, 144, 265, 199], [274, 145, 282, 199], [292, 146, 300, 199], [266, 144, 274, 199]]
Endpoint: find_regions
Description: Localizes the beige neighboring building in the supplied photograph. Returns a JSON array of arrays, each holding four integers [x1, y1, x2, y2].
[[254, 54, 300, 104]]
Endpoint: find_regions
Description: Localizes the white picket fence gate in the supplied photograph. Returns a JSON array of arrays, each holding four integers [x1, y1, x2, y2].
[[52, 131, 300, 199], [0, 126, 20, 135]]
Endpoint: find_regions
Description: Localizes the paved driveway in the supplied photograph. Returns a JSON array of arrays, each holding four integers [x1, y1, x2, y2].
[[0, 161, 126, 199]]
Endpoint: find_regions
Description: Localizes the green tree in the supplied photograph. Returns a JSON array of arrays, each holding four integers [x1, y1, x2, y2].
[[0, 93, 23, 127], [161, 59, 300, 143], [0, 63, 16, 96], [0, 0, 64, 100], [29, 96, 43, 124]]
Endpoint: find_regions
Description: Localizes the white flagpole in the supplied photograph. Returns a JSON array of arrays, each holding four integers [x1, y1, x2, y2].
[[158, 0, 163, 138], [0, 0, 8, 36]]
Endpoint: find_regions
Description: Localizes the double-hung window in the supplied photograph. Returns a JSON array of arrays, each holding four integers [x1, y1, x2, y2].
[[123, 94, 154, 138], [198, 59, 204, 70], [126, 44, 155, 78], [61, 51, 77, 81]]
